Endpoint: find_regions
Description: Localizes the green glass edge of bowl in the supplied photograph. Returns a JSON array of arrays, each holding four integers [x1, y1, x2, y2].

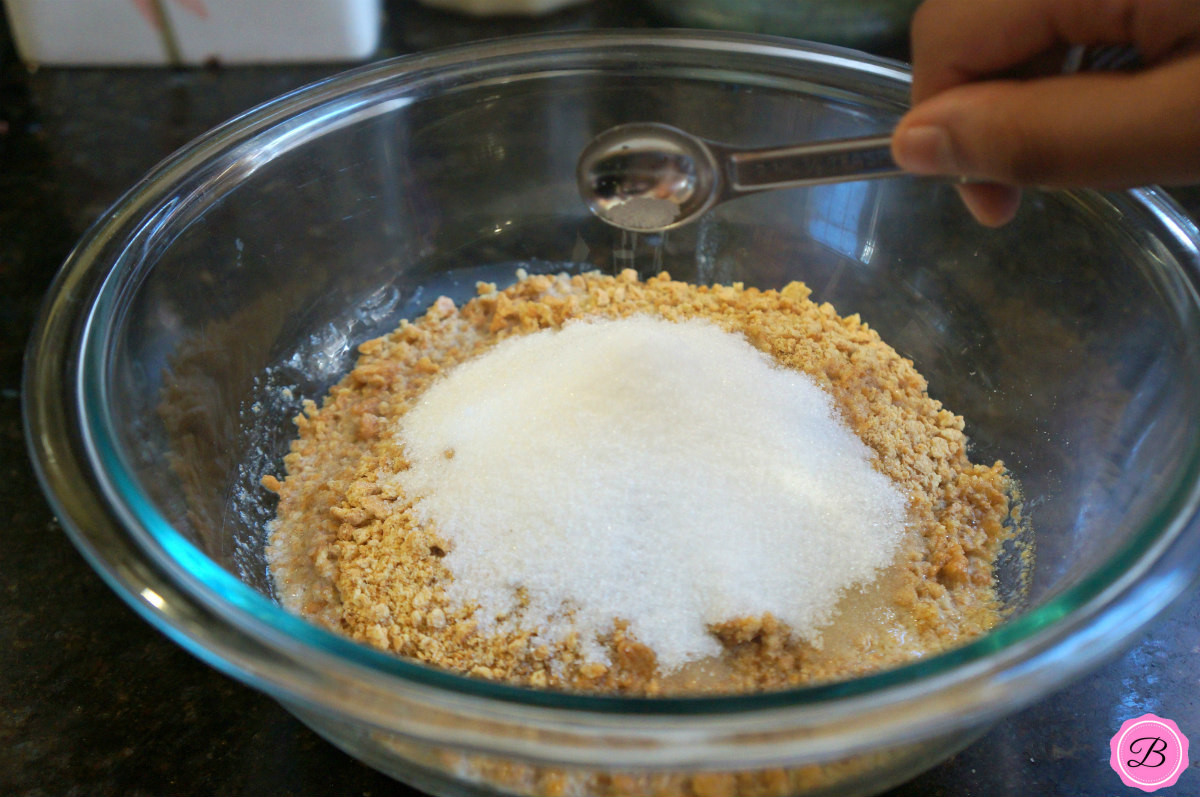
[[43, 29, 1200, 716]]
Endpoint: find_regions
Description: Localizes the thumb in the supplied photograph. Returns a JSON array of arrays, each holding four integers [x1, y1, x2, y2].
[[891, 56, 1200, 190]]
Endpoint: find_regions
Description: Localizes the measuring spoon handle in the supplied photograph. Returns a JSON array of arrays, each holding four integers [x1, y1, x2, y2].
[[724, 135, 901, 194]]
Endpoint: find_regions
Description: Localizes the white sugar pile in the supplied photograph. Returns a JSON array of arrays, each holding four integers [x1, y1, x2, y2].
[[604, 197, 681, 230], [393, 315, 907, 671]]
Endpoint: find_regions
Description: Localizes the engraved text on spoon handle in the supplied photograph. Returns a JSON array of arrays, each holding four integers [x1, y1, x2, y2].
[[728, 135, 902, 192]]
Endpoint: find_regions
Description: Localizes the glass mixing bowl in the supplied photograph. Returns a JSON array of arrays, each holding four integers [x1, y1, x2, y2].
[[24, 30, 1200, 797]]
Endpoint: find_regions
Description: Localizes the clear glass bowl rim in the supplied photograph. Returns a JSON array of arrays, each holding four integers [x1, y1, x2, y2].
[[23, 29, 1200, 752]]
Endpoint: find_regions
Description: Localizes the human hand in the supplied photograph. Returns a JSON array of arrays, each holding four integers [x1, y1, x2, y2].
[[891, 0, 1200, 226]]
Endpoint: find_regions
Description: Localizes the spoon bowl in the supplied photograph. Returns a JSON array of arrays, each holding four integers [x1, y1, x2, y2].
[[575, 122, 722, 232]]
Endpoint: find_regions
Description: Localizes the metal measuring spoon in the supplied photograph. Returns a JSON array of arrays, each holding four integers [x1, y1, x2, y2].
[[576, 123, 899, 233], [577, 45, 1142, 233]]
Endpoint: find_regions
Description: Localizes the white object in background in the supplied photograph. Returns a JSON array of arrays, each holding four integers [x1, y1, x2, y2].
[[416, 0, 591, 16], [3, 0, 382, 66]]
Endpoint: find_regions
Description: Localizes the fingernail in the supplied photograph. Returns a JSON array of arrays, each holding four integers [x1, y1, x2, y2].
[[894, 125, 958, 175]]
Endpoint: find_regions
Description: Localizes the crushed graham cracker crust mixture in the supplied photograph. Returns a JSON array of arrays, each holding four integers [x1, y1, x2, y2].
[[265, 269, 1014, 695]]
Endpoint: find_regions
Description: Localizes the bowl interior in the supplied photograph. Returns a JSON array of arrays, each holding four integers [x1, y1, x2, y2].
[[76, 37, 1200, 702]]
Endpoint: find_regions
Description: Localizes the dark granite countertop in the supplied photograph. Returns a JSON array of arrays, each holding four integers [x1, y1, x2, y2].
[[2, 3, 1198, 795]]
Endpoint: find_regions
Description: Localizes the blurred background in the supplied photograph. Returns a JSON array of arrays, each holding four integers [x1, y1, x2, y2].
[[1, 2, 1196, 796]]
